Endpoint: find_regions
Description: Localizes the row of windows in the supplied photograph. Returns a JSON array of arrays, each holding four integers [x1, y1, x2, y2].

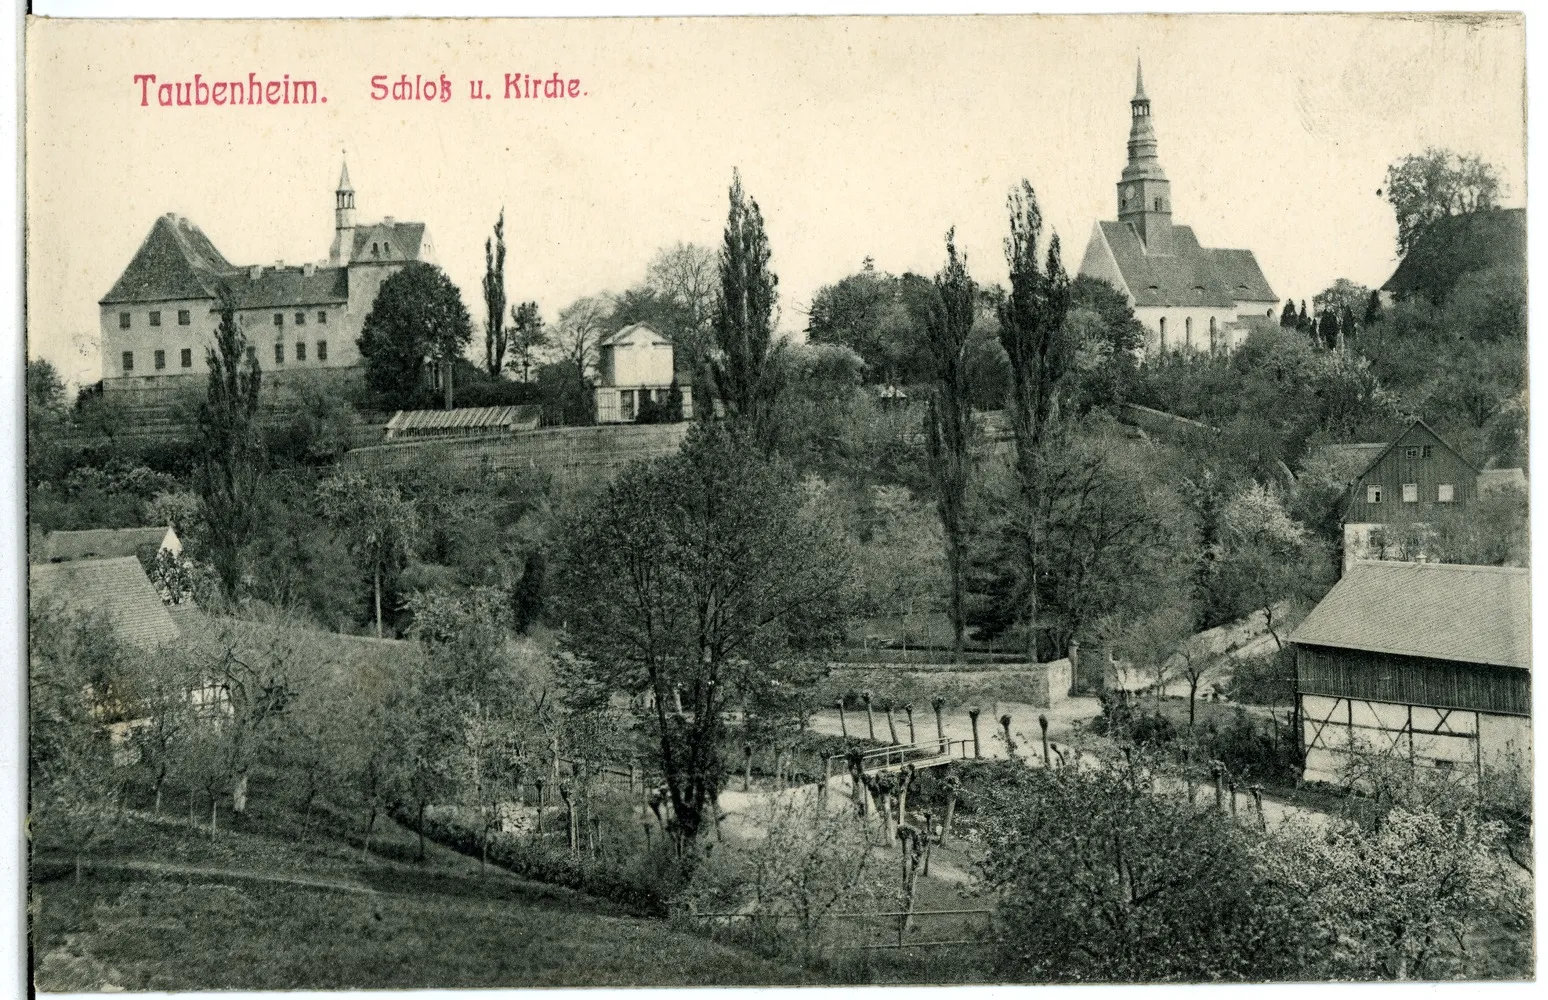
[[1157, 315, 1221, 351], [121, 340, 328, 373], [1366, 483, 1456, 504], [1404, 446, 1434, 459], [118, 309, 330, 330], [274, 311, 329, 328], [272, 341, 329, 363]]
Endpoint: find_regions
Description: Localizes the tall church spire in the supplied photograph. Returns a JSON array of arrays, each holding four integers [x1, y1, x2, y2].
[[330, 156, 356, 265], [1117, 59, 1173, 255]]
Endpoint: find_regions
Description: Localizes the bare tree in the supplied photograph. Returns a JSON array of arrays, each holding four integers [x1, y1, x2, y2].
[[553, 296, 611, 423], [645, 241, 718, 369]]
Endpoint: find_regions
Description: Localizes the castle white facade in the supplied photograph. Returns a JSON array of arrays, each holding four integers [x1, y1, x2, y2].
[[98, 162, 434, 394]]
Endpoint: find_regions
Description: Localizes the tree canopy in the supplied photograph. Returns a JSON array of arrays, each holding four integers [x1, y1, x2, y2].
[[357, 262, 474, 402]]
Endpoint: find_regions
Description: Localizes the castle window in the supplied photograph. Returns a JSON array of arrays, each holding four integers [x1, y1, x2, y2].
[[154, 350, 165, 370], [273, 313, 283, 327], [317, 311, 327, 324], [181, 348, 192, 368], [121, 351, 134, 373], [178, 309, 191, 326], [316, 340, 328, 361], [119, 312, 131, 329], [1438, 484, 1455, 503], [149, 311, 161, 327], [245, 346, 257, 363], [295, 312, 306, 326], [295, 341, 307, 362], [274, 342, 285, 364]]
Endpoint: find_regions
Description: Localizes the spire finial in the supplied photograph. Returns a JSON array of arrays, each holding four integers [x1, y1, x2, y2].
[[1134, 58, 1147, 101], [337, 153, 353, 193]]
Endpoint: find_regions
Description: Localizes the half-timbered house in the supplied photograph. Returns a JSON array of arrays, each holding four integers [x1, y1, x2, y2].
[[1290, 560, 1530, 786]]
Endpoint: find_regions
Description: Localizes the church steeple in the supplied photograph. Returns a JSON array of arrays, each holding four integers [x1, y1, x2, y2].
[[1117, 59, 1173, 255], [330, 157, 356, 265]]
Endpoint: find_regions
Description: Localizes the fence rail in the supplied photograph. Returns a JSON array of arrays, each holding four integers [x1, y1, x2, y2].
[[827, 737, 973, 777]]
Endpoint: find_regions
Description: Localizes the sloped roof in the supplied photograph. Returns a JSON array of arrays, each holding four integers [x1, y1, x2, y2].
[[351, 221, 428, 263], [39, 527, 175, 564], [1382, 208, 1524, 302], [599, 322, 674, 348], [1289, 561, 1530, 670], [167, 606, 420, 683], [1096, 222, 1276, 308], [385, 405, 538, 435], [101, 215, 233, 305], [1307, 442, 1388, 483], [30, 557, 179, 650], [224, 264, 348, 310]]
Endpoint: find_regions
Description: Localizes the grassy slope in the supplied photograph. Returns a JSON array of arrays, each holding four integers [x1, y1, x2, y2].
[[32, 802, 812, 991]]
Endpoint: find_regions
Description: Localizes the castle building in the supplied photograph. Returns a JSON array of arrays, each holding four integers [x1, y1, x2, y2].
[[1077, 62, 1278, 355], [98, 161, 433, 397]]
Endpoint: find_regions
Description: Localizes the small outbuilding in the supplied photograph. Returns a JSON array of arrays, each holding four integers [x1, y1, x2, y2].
[[1290, 560, 1530, 786]]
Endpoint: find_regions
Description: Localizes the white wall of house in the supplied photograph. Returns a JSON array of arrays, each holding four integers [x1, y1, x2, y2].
[[602, 329, 675, 386], [1300, 692, 1529, 786]]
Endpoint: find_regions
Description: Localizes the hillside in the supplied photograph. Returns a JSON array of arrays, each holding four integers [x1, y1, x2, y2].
[[31, 804, 811, 991]]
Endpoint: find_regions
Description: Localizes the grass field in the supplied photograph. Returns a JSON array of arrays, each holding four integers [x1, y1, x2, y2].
[[31, 803, 814, 991]]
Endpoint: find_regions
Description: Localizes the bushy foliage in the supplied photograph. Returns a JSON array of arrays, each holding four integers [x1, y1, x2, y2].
[[976, 749, 1319, 982]]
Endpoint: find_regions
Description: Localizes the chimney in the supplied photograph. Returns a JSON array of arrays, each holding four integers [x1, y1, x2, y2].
[[249, 265, 262, 281], [383, 216, 395, 226], [274, 260, 285, 269], [302, 262, 316, 277]]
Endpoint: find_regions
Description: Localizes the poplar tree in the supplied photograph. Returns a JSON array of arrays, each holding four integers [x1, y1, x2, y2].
[[996, 180, 1074, 661], [482, 209, 508, 378], [196, 291, 264, 602], [922, 229, 976, 661], [709, 168, 782, 448]]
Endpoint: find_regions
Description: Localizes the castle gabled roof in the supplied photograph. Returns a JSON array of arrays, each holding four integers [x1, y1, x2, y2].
[[1290, 561, 1530, 671], [1095, 221, 1276, 308], [351, 221, 428, 264], [101, 214, 233, 305], [225, 264, 349, 310]]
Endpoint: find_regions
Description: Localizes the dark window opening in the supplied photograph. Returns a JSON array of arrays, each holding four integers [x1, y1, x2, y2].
[[273, 313, 283, 327], [274, 342, 285, 364], [178, 309, 191, 326], [119, 312, 131, 329], [295, 312, 306, 326], [154, 350, 165, 370], [316, 340, 328, 361], [149, 311, 161, 327], [180, 348, 192, 368], [121, 351, 134, 373], [295, 341, 307, 362]]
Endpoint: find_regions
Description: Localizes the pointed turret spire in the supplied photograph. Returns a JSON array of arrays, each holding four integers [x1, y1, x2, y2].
[[330, 154, 357, 266], [1134, 58, 1147, 101]]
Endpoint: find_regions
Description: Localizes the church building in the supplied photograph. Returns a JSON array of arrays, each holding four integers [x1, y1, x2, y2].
[[1077, 63, 1278, 355], [98, 162, 433, 397]]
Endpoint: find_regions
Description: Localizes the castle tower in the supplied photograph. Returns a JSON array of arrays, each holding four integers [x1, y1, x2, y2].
[[329, 159, 356, 265], [1116, 60, 1173, 255]]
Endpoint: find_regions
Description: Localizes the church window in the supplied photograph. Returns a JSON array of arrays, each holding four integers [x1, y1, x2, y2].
[[118, 312, 131, 329], [295, 312, 306, 326], [121, 351, 134, 373], [1154, 197, 1164, 211], [1185, 317, 1192, 346], [296, 341, 307, 361], [274, 342, 285, 364], [316, 340, 328, 361], [372, 242, 379, 256], [149, 310, 161, 327], [180, 349, 192, 368], [273, 313, 283, 327], [178, 309, 191, 326], [154, 350, 165, 370], [317, 310, 327, 324], [385, 241, 392, 255], [1158, 317, 1167, 347]]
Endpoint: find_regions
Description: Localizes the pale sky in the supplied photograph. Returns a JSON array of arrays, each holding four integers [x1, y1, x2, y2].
[[26, 14, 1525, 387]]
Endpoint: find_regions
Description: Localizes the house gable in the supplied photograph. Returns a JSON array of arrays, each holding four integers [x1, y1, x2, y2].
[[1344, 420, 1480, 523]]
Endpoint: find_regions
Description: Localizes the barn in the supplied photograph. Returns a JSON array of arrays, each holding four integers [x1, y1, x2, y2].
[[1290, 560, 1530, 786]]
